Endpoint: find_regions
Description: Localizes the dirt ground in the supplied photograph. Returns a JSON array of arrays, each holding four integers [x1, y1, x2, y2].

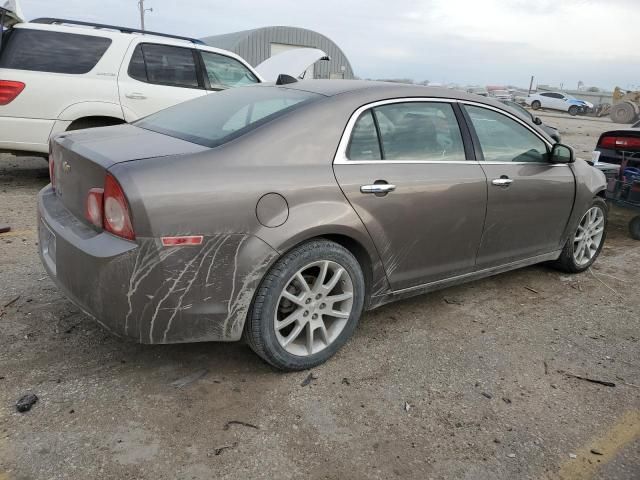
[[0, 114, 639, 480]]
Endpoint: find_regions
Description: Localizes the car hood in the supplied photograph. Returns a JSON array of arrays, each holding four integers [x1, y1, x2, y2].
[[255, 48, 330, 82], [0, 0, 24, 28]]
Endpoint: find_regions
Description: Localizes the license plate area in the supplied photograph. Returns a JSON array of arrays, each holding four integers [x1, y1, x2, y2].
[[39, 218, 57, 276]]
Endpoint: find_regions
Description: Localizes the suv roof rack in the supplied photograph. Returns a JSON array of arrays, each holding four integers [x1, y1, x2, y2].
[[30, 18, 205, 45]]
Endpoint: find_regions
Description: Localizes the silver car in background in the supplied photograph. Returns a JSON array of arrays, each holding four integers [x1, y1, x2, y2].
[[39, 80, 608, 370]]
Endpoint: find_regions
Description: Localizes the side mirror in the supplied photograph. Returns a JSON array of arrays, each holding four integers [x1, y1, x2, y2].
[[550, 143, 574, 164], [533, 116, 543, 125]]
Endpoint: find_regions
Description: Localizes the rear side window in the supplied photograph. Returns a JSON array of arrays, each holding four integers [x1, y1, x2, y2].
[[347, 102, 465, 162], [128, 44, 199, 88], [0, 29, 111, 74], [135, 86, 321, 147], [201, 51, 258, 89]]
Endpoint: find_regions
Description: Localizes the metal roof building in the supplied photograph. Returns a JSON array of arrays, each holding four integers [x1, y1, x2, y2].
[[201, 26, 355, 80]]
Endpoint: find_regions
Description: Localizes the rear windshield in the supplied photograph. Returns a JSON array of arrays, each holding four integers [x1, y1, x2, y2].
[[135, 86, 322, 148], [0, 28, 111, 74]]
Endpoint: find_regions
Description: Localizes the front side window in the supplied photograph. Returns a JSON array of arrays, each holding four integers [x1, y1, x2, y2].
[[128, 44, 199, 88], [135, 86, 321, 147], [465, 105, 549, 163], [200, 51, 259, 89], [0, 29, 111, 74]]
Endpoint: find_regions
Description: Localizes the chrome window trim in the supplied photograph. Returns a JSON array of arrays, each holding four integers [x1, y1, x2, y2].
[[333, 97, 556, 166]]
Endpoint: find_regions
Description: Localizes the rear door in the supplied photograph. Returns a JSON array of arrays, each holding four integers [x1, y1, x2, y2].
[[334, 99, 488, 291], [118, 42, 207, 121], [462, 103, 575, 267]]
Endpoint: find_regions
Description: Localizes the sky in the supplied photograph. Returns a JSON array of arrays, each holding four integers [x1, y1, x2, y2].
[[15, 0, 640, 90]]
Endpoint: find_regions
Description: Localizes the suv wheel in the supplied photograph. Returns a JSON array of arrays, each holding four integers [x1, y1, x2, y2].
[[244, 239, 365, 371]]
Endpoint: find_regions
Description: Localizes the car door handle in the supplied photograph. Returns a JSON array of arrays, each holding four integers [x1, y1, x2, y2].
[[491, 178, 513, 187], [125, 92, 147, 100], [360, 184, 396, 194]]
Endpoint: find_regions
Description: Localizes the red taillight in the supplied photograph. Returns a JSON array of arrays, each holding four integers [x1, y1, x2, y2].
[[103, 174, 135, 241], [0, 80, 26, 105], [48, 154, 56, 191], [85, 188, 104, 228], [599, 136, 640, 150]]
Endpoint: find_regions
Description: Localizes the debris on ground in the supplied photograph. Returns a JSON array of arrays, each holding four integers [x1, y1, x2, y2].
[[170, 369, 208, 388], [16, 393, 38, 413], [544, 360, 549, 375], [569, 453, 577, 459], [590, 449, 603, 455], [565, 373, 616, 388], [524, 286, 539, 294], [214, 442, 238, 456], [404, 401, 412, 412], [502, 397, 512, 404], [341, 377, 350, 385], [223, 420, 259, 431], [507, 453, 516, 458], [481, 392, 493, 399], [0, 224, 11, 234], [3, 295, 20, 308], [443, 297, 463, 305], [300, 372, 317, 387]]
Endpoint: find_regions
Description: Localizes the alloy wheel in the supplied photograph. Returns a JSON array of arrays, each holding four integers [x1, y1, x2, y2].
[[573, 206, 605, 266], [274, 260, 354, 356]]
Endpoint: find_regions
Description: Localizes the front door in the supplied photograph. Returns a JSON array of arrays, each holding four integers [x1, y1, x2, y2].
[[118, 42, 207, 121], [463, 104, 575, 267], [334, 100, 487, 291]]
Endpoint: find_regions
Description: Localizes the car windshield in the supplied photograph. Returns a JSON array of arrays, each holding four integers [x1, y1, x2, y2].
[[135, 86, 322, 148]]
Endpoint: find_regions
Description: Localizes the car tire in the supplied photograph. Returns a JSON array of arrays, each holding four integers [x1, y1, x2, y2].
[[629, 216, 640, 241], [531, 100, 541, 110], [551, 197, 608, 273], [568, 105, 579, 116], [244, 239, 365, 371], [610, 102, 636, 124]]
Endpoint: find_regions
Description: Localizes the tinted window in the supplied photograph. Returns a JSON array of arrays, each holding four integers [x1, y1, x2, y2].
[[465, 105, 548, 163], [135, 86, 321, 147], [128, 44, 199, 88], [540, 93, 553, 97], [372, 102, 466, 161], [201, 51, 258, 89], [0, 29, 111, 74], [347, 111, 381, 160]]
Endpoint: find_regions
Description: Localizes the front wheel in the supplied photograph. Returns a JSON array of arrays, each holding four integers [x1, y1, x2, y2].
[[531, 100, 541, 110], [244, 239, 365, 371], [552, 198, 608, 273], [568, 105, 579, 116]]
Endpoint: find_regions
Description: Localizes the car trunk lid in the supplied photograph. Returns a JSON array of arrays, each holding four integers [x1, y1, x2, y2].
[[50, 124, 208, 227]]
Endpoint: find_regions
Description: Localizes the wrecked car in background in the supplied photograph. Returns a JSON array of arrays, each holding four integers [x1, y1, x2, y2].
[[39, 80, 608, 371]]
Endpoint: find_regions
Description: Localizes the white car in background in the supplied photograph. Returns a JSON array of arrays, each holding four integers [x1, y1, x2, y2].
[[525, 91, 593, 116], [0, 2, 327, 156]]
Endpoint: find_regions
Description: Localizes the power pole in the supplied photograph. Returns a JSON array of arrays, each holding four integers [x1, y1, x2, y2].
[[528, 75, 535, 95], [138, 0, 152, 30]]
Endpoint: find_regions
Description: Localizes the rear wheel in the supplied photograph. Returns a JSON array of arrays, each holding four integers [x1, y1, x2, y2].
[[629, 216, 640, 241], [552, 198, 608, 273], [531, 100, 541, 110], [244, 239, 365, 371]]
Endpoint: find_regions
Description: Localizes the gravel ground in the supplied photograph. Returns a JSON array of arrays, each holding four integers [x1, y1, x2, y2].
[[0, 114, 639, 480]]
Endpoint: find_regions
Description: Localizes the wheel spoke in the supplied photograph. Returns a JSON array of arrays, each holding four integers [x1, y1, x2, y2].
[[282, 290, 305, 307], [282, 322, 305, 347], [313, 261, 330, 291], [326, 291, 353, 306], [327, 309, 350, 319], [324, 267, 345, 292], [305, 323, 314, 354], [276, 311, 300, 330], [316, 323, 330, 346], [295, 272, 311, 293]]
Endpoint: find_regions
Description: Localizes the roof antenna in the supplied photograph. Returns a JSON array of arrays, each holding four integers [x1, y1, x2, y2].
[[276, 74, 298, 85]]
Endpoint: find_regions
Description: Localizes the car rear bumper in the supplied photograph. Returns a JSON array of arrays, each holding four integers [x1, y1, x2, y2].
[[0, 116, 54, 154], [38, 186, 279, 344]]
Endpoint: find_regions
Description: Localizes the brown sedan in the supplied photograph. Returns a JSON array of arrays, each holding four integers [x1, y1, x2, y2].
[[39, 80, 608, 370]]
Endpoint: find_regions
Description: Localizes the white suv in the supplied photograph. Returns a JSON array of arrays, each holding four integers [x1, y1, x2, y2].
[[0, 10, 324, 156]]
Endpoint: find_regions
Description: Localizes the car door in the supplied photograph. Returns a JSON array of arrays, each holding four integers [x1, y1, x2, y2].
[[462, 104, 575, 267], [118, 42, 207, 121], [333, 99, 488, 291]]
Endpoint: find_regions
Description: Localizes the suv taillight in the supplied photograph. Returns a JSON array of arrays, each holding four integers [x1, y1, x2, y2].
[[103, 174, 135, 241], [48, 154, 56, 191], [0, 80, 26, 105]]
